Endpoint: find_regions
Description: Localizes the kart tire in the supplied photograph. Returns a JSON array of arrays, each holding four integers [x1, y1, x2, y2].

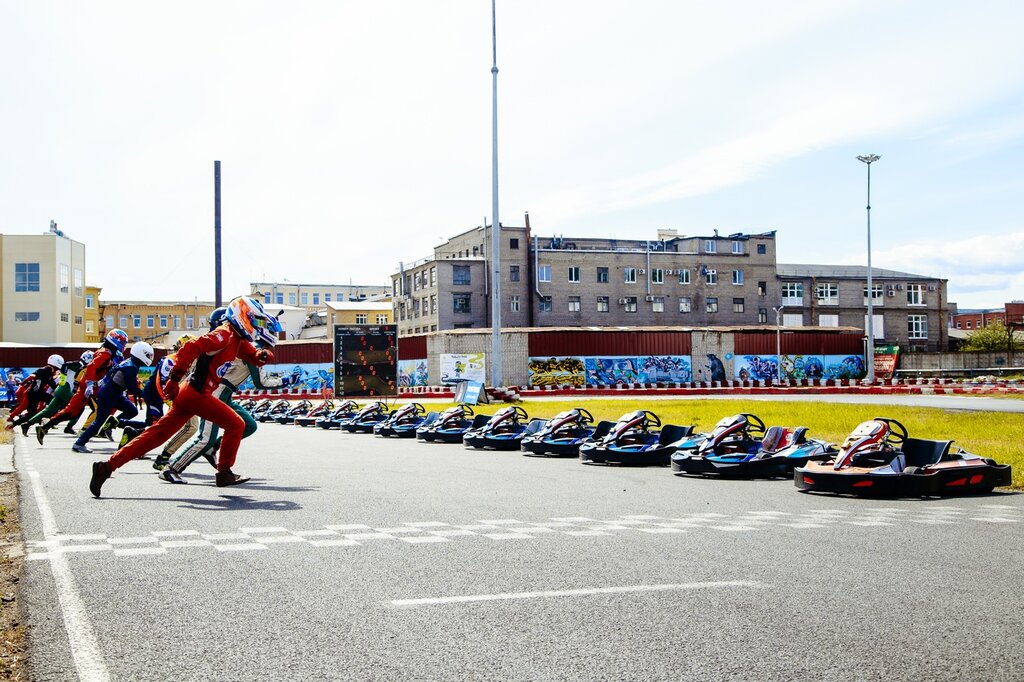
[[903, 466, 920, 475]]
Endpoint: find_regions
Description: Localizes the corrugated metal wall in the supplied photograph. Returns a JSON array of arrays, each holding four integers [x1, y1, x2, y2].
[[527, 331, 693, 357], [398, 335, 428, 360], [273, 341, 332, 364], [0, 345, 169, 367], [733, 331, 862, 355]]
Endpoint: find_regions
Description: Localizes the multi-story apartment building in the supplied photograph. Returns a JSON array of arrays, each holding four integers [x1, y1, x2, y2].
[[99, 301, 217, 344], [84, 285, 102, 344], [391, 218, 780, 336], [775, 264, 949, 351], [249, 281, 390, 312], [0, 227, 88, 344]]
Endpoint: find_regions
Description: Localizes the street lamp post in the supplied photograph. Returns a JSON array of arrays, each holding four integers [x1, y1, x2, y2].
[[489, 0, 502, 388], [857, 154, 881, 384], [774, 305, 785, 384]]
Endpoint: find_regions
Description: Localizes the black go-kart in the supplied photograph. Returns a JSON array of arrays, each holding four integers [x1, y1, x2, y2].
[[579, 410, 693, 466], [795, 417, 1012, 496], [374, 402, 438, 438], [317, 400, 360, 430], [463, 406, 545, 450], [275, 399, 313, 425], [521, 408, 613, 457], [339, 402, 391, 434], [295, 400, 335, 427], [257, 399, 291, 423], [417, 405, 489, 443]]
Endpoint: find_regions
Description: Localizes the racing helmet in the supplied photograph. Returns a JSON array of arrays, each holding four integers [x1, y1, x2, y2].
[[129, 342, 155, 366], [80, 350, 95, 365], [47, 354, 65, 369], [209, 307, 228, 331], [173, 334, 195, 351], [105, 328, 129, 353], [255, 313, 282, 348], [225, 296, 269, 342]]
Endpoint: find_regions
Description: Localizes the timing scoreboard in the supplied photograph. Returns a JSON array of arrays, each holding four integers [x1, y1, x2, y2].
[[333, 325, 398, 397]]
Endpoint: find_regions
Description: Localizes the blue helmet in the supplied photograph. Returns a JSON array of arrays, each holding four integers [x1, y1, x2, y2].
[[209, 307, 228, 331], [105, 328, 128, 354]]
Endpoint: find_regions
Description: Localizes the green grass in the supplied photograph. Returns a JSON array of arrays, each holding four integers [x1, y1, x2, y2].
[[451, 398, 1024, 489]]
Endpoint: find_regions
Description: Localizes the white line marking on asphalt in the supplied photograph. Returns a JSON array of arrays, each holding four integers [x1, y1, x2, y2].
[[60, 544, 113, 553], [969, 517, 1018, 523], [344, 532, 396, 541], [564, 530, 611, 537], [401, 536, 450, 544], [309, 539, 361, 548], [389, 580, 760, 607], [293, 529, 338, 537], [152, 530, 202, 537], [846, 521, 894, 527], [746, 511, 791, 516], [240, 526, 289, 534], [709, 525, 757, 532], [214, 543, 267, 552], [324, 524, 372, 531], [636, 527, 688, 534], [483, 533, 533, 540], [108, 536, 159, 545], [477, 519, 522, 525], [22, 449, 112, 681], [258, 535, 307, 544], [374, 527, 423, 534], [455, 524, 502, 531], [402, 521, 451, 528], [621, 515, 663, 520], [781, 523, 827, 529], [114, 547, 168, 557], [428, 529, 478, 537], [160, 539, 213, 549], [550, 516, 593, 522], [911, 519, 956, 525], [202, 532, 251, 541], [588, 525, 632, 531], [61, 534, 108, 541]]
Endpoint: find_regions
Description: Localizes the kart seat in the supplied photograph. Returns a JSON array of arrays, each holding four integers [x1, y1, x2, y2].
[[658, 424, 695, 445], [470, 414, 491, 428], [591, 421, 615, 440], [901, 438, 952, 468]]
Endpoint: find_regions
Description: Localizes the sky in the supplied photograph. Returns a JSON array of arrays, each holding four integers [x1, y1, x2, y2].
[[1, 0, 1022, 309]]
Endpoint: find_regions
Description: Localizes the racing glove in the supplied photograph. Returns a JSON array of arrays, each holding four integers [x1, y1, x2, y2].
[[255, 349, 274, 365], [164, 374, 183, 401], [84, 381, 95, 398]]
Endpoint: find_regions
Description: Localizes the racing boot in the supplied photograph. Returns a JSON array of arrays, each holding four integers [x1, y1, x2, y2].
[[63, 424, 77, 435], [20, 422, 29, 437], [72, 443, 92, 454], [159, 468, 186, 484], [90, 460, 112, 498], [35, 425, 46, 445], [215, 470, 250, 487], [100, 417, 116, 442], [152, 452, 171, 471], [118, 426, 141, 450]]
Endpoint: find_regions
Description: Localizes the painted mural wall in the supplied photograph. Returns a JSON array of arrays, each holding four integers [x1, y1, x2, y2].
[[733, 354, 866, 381], [528, 355, 693, 387], [236, 363, 334, 392], [398, 359, 429, 387]]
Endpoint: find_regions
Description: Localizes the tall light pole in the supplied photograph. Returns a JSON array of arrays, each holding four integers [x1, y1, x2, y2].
[[774, 305, 785, 383], [857, 154, 880, 384], [489, 0, 503, 388]]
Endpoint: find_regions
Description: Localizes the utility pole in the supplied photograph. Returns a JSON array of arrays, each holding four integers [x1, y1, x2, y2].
[[857, 154, 881, 383], [489, 0, 502, 387], [214, 160, 223, 308]]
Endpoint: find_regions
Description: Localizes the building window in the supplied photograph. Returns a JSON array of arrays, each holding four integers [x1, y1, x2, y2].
[[134, 315, 142, 329], [733, 297, 744, 313], [705, 240, 716, 253], [704, 269, 717, 285], [74, 315, 83, 325], [510, 265, 520, 282], [60, 264, 69, 293], [781, 282, 803, 304], [907, 284, 926, 306], [758, 281, 767, 296], [86, 294, 95, 309], [679, 297, 692, 313], [597, 267, 609, 283], [186, 316, 194, 328], [597, 296, 609, 312], [538, 265, 551, 283], [356, 314, 368, 324], [758, 308, 768, 323], [412, 299, 420, 318], [312, 293, 320, 305], [651, 268, 664, 284], [816, 283, 839, 305], [757, 244, 767, 255], [819, 314, 839, 327], [568, 296, 581, 312], [732, 240, 743, 254], [263, 293, 271, 305], [510, 238, 519, 249], [276, 292, 284, 305], [325, 293, 332, 303], [624, 296, 638, 313], [119, 316, 128, 328], [453, 265, 471, 285], [74, 269, 83, 297], [60, 312, 69, 322], [453, 293, 472, 314], [706, 297, 719, 313], [472, 246, 478, 257], [539, 296, 552, 313], [414, 272, 421, 291], [173, 315, 181, 329], [908, 314, 928, 339], [966, 320, 972, 329], [624, 268, 637, 284], [15, 312, 40, 322], [430, 267, 437, 286], [377, 314, 389, 324], [287, 293, 295, 305], [15, 263, 40, 292], [160, 316, 168, 329], [430, 295, 437, 314], [300, 292, 308, 305], [510, 295, 520, 312], [732, 270, 743, 285], [199, 317, 206, 329], [652, 296, 665, 313], [956, 321, 962, 329], [863, 285, 884, 306], [678, 269, 690, 285], [85, 320, 95, 333], [105, 315, 114, 327], [568, 266, 580, 283], [147, 315, 155, 328]]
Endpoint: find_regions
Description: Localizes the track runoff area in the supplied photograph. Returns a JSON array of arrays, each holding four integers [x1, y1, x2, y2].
[[15, 385, 1021, 682]]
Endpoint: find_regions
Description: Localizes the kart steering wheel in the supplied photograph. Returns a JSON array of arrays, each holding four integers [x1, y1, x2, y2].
[[411, 402, 425, 415], [642, 410, 662, 428], [512, 405, 529, 422], [878, 418, 908, 447], [742, 413, 767, 435], [460, 405, 475, 417], [576, 408, 594, 424]]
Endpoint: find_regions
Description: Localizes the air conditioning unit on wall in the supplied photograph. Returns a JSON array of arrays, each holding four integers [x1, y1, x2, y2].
[[887, 290, 896, 297], [618, 298, 628, 305], [645, 295, 655, 302], [927, 284, 936, 291]]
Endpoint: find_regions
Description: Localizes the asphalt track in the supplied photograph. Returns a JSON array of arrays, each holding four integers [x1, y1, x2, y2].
[[15, 400, 1023, 681]]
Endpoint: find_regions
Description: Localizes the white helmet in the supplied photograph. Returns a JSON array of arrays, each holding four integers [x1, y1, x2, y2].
[[47, 354, 65, 369], [80, 350, 95, 364], [130, 342, 155, 366]]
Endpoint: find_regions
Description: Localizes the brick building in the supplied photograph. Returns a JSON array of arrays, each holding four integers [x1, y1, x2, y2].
[[950, 301, 1024, 331], [99, 301, 217, 344]]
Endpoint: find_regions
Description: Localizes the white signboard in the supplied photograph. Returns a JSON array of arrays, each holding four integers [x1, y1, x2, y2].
[[440, 353, 486, 386]]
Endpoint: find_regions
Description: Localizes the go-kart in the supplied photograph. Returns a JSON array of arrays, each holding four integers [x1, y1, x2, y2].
[[520, 408, 613, 457], [237, 398, 258, 412], [317, 400, 360, 430], [295, 400, 335, 427], [339, 401, 391, 433], [276, 399, 313, 425], [579, 410, 693, 466], [416, 405, 489, 443], [463, 406, 545, 450], [248, 398, 273, 417], [374, 402, 438, 438], [257, 399, 291, 423], [671, 413, 835, 477], [794, 417, 1012, 496]]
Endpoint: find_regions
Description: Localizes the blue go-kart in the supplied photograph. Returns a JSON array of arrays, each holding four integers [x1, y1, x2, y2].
[[339, 401, 391, 434], [417, 405, 489, 443], [463, 406, 545, 450], [295, 400, 334, 427], [579, 410, 693, 466], [316, 400, 360, 430], [374, 402, 438, 438], [521, 408, 613, 457]]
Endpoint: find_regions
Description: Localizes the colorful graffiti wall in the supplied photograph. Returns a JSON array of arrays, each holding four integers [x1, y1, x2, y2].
[[733, 354, 866, 381], [398, 359, 429, 387], [236, 362, 334, 392], [528, 355, 692, 387]]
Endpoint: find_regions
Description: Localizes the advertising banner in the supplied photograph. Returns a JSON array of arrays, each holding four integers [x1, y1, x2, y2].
[[439, 353, 486, 386], [874, 345, 900, 380]]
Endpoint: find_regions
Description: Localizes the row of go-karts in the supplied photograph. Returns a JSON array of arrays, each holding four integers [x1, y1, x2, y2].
[[236, 398, 1012, 497]]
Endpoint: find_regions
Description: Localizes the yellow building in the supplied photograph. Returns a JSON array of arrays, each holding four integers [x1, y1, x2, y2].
[[100, 300, 217, 346], [0, 227, 88, 344], [324, 300, 393, 338], [250, 281, 390, 312], [84, 285, 102, 344]]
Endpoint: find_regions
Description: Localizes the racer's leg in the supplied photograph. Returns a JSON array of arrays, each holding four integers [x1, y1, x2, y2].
[[178, 392, 246, 473], [19, 384, 71, 430], [74, 393, 119, 451], [107, 407, 193, 471], [167, 418, 218, 475]]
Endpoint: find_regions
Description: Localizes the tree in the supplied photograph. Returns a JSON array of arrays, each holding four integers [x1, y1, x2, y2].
[[960, 320, 1023, 352]]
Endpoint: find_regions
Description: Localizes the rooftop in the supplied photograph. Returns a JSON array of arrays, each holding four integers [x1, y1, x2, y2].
[[777, 264, 942, 280], [325, 300, 393, 311]]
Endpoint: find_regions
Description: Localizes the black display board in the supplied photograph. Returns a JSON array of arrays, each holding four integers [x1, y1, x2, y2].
[[333, 325, 398, 397]]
